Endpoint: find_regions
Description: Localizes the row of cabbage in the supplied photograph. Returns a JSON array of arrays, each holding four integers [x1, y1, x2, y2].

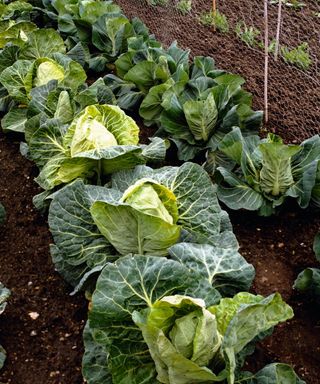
[[0, 1, 311, 383], [2, 1, 320, 216]]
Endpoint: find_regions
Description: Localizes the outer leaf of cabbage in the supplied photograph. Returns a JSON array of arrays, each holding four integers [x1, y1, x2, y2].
[[28, 118, 67, 168], [74, 78, 116, 110], [289, 135, 320, 208], [0, 2, 33, 21], [169, 242, 254, 297], [27, 81, 62, 118], [19, 28, 66, 59], [217, 167, 264, 211], [209, 292, 294, 384], [48, 180, 118, 289], [1, 108, 28, 133], [314, 232, 320, 261], [0, 45, 20, 75], [79, 1, 122, 24], [35, 153, 96, 190], [0, 59, 33, 103], [294, 268, 320, 296], [82, 322, 111, 384], [0, 21, 37, 48], [236, 363, 305, 384]]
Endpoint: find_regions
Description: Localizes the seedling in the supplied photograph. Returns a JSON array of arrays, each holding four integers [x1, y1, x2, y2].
[[147, 0, 168, 6], [281, 42, 312, 71], [270, 0, 305, 9], [199, 10, 229, 33], [235, 21, 263, 48], [176, 0, 192, 14]]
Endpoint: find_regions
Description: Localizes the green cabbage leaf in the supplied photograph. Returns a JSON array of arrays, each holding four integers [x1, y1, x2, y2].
[[217, 128, 320, 215], [83, 255, 299, 384], [32, 104, 165, 190], [48, 162, 235, 290]]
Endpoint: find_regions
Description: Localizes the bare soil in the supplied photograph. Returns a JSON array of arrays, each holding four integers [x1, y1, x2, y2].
[[0, 133, 86, 384]]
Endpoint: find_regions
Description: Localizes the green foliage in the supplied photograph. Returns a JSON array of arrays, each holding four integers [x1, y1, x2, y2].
[[281, 42, 312, 71], [48, 162, 233, 291], [216, 128, 320, 215], [294, 233, 320, 296], [270, 0, 306, 9], [0, 202, 5, 225], [0, 1, 34, 21], [0, 20, 37, 48], [176, 0, 192, 14], [235, 21, 262, 48], [147, 0, 169, 6], [0, 2, 308, 384], [0, 283, 10, 371], [199, 10, 229, 33], [83, 254, 297, 384], [29, 104, 165, 190]]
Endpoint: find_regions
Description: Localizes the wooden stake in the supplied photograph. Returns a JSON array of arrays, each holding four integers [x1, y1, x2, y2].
[[212, 0, 216, 31], [274, 0, 282, 61], [264, 0, 269, 124]]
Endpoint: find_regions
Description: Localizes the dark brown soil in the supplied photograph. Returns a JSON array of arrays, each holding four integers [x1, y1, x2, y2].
[[230, 208, 320, 381], [0, 132, 87, 384], [0, 1, 320, 383]]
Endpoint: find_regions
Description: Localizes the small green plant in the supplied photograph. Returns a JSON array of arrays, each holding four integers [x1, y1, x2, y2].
[[199, 10, 229, 33], [176, 0, 192, 14], [147, 0, 168, 6], [235, 21, 263, 48], [281, 42, 312, 70], [270, 0, 305, 9], [268, 38, 276, 54]]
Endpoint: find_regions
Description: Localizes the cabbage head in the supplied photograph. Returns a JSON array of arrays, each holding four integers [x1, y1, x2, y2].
[[33, 104, 166, 190], [84, 254, 301, 384]]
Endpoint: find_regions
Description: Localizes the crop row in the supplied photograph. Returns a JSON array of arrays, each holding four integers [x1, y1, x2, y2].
[[0, 1, 317, 383]]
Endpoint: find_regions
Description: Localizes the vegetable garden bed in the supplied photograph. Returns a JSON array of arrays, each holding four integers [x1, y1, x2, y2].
[[0, 1, 319, 383]]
